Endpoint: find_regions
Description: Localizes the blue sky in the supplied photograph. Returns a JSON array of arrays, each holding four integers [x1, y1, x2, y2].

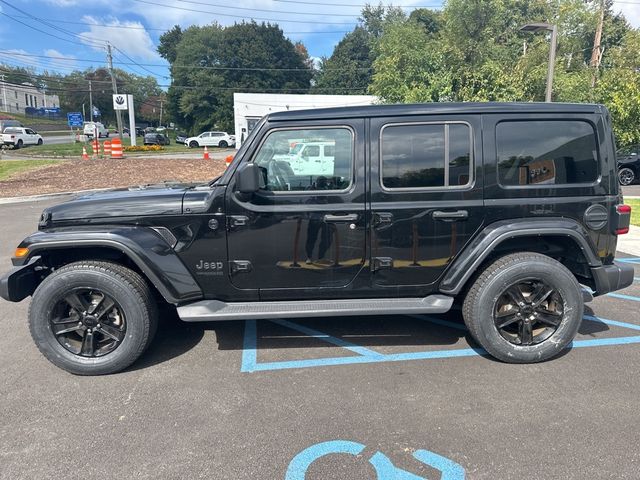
[[0, 0, 638, 86]]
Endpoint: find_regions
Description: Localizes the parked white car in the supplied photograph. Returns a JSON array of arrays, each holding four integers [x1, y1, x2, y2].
[[185, 131, 235, 148], [1, 127, 43, 149], [83, 122, 109, 138]]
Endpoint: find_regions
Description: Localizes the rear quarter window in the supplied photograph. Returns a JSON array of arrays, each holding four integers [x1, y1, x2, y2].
[[496, 120, 599, 187]]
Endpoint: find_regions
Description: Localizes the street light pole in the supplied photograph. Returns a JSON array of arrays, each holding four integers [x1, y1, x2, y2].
[[520, 23, 558, 102]]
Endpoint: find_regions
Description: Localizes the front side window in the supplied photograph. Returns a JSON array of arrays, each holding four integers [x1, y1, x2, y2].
[[252, 127, 353, 192], [381, 123, 472, 189], [497, 120, 599, 186]]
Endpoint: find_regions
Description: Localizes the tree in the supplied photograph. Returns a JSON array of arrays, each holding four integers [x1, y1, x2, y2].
[[314, 27, 373, 94], [158, 25, 183, 64], [167, 21, 312, 133], [596, 30, 640, 146]]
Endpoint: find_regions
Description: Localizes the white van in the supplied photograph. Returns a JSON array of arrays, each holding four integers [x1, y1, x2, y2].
[[83, 122, 109, 138]]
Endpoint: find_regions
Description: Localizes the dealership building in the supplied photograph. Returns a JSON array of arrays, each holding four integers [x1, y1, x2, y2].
[[0, 79, 60, 115], [233, 93, 376, 147]]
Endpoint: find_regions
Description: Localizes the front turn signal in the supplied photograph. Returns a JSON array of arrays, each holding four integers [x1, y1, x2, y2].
[[14, 247, 29, 258]]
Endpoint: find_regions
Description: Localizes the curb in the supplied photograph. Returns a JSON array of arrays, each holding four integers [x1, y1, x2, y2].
[[0, 188, 111, 205]]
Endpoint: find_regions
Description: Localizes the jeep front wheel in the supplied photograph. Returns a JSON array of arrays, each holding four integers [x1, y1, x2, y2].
[[462, 252, 583, 363], [29, 261, 157, 375]]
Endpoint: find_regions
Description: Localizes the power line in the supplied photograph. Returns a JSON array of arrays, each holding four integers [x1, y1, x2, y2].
[[9, 15, 353, 34], [129, 0, 359, 25]]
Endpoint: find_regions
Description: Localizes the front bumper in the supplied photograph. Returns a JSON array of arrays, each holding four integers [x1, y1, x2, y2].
[[0, 257, 42, 302], [591, 261, 635, 296]]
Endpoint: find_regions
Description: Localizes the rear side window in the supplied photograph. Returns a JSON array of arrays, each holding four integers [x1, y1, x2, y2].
[[497, 120, 599, 187], [381, 122, 472, 189]]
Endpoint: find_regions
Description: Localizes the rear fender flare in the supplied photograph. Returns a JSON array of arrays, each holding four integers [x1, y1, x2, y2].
[[439, 218, 601, 295]]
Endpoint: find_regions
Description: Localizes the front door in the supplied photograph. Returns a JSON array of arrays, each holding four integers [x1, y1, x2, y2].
[[226, 121, 367, 298], [369, 115, 485, 289]]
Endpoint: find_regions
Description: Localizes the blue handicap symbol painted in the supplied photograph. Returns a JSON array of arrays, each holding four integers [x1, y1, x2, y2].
[[285, 440, 465, 480]]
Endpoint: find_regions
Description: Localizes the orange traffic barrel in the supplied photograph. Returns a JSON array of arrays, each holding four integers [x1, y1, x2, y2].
[[111, 138, 123, 159], [225, 154, 234, 168], [91, 139, 99, 156], [102, 140, 111, 157]]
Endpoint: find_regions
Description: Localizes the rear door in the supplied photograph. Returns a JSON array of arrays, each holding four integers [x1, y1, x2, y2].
[[369, 115, 485, 289]]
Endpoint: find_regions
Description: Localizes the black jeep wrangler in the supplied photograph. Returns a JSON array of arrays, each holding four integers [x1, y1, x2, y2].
[[0, 102, 634, 375]]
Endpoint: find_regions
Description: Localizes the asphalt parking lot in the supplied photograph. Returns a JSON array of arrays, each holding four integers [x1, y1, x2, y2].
[[1, 198, 640, 479]]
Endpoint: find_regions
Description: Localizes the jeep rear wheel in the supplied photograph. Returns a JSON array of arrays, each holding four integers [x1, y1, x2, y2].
[[619, 167, 635, 186], [462, 252, 583, 363], [29, 261, 157, 375]]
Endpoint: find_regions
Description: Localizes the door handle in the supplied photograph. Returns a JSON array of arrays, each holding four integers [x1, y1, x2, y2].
[[432, 210, 468, 221], [324, 213, 359, 223]]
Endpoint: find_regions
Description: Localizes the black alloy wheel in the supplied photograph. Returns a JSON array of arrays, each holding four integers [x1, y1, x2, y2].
[[49, 288, 126, 358], [493, 280, 563, 346]]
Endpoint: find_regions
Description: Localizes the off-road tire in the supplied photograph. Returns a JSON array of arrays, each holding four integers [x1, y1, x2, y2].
[[619, 167, 635, 186], [29, 261, 158, 375], [462, 252, 583, 363]]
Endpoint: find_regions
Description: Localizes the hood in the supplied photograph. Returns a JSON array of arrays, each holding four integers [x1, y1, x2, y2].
[[40, 183, 196, 225]]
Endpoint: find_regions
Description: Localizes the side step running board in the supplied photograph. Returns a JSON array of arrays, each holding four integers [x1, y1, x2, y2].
[[177, 295, 454, 322]]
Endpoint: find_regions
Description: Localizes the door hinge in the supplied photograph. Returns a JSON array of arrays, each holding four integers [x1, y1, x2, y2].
[[230, 260, 252, 275], [228, 215, 249, 229], [372, 257, 393, 272]]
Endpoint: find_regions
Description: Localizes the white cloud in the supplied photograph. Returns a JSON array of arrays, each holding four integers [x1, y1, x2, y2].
[[43, 49, 77, 68], [615, 3, 640, 28], [78, 16, 158, 60]]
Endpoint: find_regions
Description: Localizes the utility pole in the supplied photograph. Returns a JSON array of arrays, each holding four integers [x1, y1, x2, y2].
[[88, 80, 93, 122], [159, 99, 163, 127], [590, 0, 605, 88], [106, 43, 124, 142]]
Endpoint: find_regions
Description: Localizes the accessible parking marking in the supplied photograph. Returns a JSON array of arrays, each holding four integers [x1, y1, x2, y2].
[[241, 314, 640, 373]]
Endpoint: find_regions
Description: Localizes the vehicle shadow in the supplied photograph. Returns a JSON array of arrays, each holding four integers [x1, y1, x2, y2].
[[130, 305, 610, 370]]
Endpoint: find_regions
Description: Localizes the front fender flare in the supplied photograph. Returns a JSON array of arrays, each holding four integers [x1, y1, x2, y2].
[[439, 217, 601, 295], [16, 226, 203, 304]]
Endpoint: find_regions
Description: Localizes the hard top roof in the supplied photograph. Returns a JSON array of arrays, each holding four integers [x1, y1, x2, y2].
[[267, 102, 603, 122]]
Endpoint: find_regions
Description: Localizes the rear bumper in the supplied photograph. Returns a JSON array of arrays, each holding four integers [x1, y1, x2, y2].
[[0, 257, 42, 302], [591, 261, 635, 296]]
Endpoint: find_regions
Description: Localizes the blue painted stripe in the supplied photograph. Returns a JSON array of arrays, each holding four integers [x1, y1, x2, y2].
[[607, 292, 640, 302], [241, 320, 258, 373], [615, 257, 640, 263], [571, 336, 640, 348], [584, 314, 640, 331], [269, 318, 385, 359], [250, 347, 485, 372]]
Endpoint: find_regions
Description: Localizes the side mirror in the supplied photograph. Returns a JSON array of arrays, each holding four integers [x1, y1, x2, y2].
[[235, 163, 260, 194]]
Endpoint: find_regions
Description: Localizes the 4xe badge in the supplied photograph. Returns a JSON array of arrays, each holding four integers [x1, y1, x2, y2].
[[196, 260, 224, 276]]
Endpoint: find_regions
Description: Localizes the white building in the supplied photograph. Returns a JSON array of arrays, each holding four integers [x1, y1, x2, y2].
[[233, 93, 376, 147], [0, 79, 60, 115]]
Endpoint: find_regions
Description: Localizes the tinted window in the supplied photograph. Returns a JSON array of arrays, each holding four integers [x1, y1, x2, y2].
[[497, 120, 599, 186], [381, 123, 472, 189], [253, 128, 353, 192]]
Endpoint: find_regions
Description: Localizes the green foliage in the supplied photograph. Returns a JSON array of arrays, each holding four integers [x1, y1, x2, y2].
[[167, 21, 312, 133], [314, 27, 373, 94]]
